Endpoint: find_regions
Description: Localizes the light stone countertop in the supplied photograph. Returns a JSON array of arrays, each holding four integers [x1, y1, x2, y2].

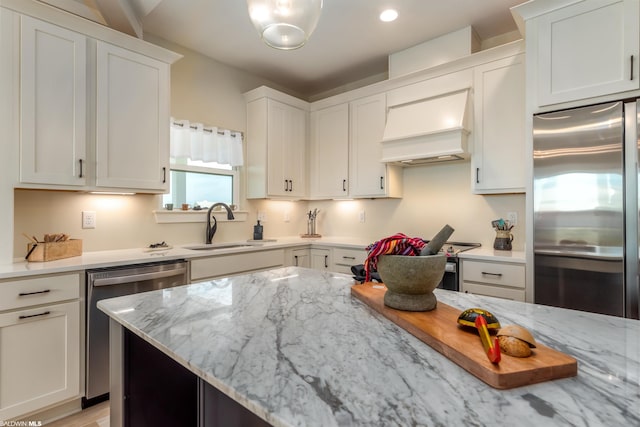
[[1, 235, 525, 281], [459, 247, 526, 263], [98, 266, 639, 427], [0, 236, 371, 280]]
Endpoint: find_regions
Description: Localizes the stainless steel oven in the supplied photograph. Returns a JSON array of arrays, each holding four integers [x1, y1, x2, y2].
[[84, 260, 188, 407], [436, 242, 481, 292]]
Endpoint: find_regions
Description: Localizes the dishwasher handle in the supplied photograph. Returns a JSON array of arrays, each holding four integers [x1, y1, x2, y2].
[[92, 266, 187, 287]]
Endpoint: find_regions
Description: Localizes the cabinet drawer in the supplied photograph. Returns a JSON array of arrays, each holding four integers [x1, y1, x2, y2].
[[191, 249, 285, 281], [461, 260, 525, 288], [461, 282, 525, 302], [332, 248, 366, 266], [0, 300, 80, 420], [0, 273, 80, 312]]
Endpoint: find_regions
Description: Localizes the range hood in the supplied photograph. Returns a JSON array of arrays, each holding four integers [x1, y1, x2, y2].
[[381, 89, 471, 166]]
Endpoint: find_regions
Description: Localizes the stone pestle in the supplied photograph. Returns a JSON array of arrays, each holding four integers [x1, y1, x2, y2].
[[420, 224, 455, 256]]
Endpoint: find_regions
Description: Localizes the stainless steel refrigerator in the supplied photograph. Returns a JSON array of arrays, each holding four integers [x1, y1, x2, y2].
[[533, 100, 639, 319]]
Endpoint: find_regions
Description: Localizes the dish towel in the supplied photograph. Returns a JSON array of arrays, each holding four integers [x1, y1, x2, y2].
[[364, 233, 426, 282]]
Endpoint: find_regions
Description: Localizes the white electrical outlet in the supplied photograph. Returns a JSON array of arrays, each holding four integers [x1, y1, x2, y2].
[[284, 211, 290, 222], [257, 211, 267, 222], [507, 211, 518, 226], [359, 210, 366, 223], [82, 211, 96, 229]]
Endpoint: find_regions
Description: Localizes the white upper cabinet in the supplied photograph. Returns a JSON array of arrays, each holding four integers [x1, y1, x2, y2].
[[95, 41, 170, 191], [472, 53, 526, 194], [309, 94, 402, 199], [535, 0, 639, 106], [19, 16, 87, 186], [246, 88, 308, 199], [310, 103, 349, 198], [350, 93, 402, 198], [9, 4, 180, 193]]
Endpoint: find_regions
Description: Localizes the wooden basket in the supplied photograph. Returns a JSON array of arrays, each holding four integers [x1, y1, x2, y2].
[[26, 239, 83, 262]]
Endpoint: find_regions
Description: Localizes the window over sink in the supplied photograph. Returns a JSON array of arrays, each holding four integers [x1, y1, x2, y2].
[[162, 158, 238, 209], [164, 119, 243, 209]]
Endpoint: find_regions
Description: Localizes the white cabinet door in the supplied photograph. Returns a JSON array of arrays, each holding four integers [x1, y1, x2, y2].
[[19, 16, 87, 186], [311, 248, 331, 271], [291, 248, 310, 268], [350, 93, 402, 198], [310, 103, 349, 198], [461, 282, 525, 302], [95, 41, 170, 191], [461, 259, 525, 301], [190, 250, 285, 281], [331, 247, 366, 274], [536, 0, 639, 106], [266, 99, 307, 198], [0, 301, 80, 420], [472, 54, 526, 194]]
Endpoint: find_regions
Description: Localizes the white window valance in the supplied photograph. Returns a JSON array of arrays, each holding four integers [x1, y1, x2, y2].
[[170, 118, 244, 167]]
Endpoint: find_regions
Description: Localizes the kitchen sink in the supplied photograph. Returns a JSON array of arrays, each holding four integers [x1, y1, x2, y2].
[[182, 243, 262, 251]]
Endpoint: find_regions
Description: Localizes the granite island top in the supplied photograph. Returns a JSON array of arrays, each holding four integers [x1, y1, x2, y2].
[[97, 267, 639, 427]]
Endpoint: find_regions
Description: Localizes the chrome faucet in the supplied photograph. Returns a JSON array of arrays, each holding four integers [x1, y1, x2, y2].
[[206, 203, 235, 244]]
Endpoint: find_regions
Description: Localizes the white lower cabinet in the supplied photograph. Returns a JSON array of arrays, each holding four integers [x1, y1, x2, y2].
[[190, 250, 285, 281], [287, 246, 365, 274], [331, 247, 366, 275], [0, 274, 81, 421], [288, 248, 310, 268], [311, 249, 331, 271], [461, 259, 525, 302]]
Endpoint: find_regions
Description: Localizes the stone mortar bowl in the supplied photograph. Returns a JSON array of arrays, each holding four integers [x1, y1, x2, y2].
[[377, 254, 446, 311]]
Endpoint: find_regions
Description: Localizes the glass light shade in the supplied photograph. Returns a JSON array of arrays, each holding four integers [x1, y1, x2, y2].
[[247, 0, 323, 50]]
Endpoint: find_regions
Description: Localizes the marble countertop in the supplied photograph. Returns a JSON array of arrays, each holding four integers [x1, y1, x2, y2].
[[0, 234, 524, 281], [459, 247, 526, 263], [98, 267, 639, 427]]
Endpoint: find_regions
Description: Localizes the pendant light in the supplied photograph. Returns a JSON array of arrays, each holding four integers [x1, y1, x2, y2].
[[247, 0, 323, 50]]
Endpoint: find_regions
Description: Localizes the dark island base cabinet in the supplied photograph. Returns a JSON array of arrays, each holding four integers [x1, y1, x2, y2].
[[114, 326, 270, 427]]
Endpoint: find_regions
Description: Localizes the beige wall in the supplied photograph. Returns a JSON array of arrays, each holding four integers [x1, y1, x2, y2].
[[13, 164, 524, 256], [11, 37, 525, 258], [306, 162, 525, 250]]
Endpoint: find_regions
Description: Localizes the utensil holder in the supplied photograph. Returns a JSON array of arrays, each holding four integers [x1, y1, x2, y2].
[[493, 230, 513, 251], [307, 218, 316, 235]]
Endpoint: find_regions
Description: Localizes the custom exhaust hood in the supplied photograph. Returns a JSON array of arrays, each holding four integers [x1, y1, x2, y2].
[[381, 89, 471, 166]]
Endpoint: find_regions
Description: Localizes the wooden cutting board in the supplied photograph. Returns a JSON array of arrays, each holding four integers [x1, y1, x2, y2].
[[351, 283, 577, 389]]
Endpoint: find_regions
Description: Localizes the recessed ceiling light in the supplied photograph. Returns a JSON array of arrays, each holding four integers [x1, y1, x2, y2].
[[379, 9, 398, 22]]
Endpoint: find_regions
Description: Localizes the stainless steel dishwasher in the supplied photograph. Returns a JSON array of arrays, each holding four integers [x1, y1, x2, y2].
[[84, 260, 188, 407]]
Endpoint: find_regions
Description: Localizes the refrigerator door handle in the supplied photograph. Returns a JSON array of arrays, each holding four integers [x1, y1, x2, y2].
[[624, 101, 639, 319]]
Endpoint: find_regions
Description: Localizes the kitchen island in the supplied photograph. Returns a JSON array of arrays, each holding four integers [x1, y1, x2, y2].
[[98, 267, 639, 426]]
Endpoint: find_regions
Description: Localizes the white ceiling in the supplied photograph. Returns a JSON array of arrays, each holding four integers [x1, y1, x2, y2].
[[57, 0, 527, 99]]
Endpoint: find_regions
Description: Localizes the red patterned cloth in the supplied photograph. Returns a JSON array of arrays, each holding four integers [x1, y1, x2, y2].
[[364, 233, 426, 282]]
